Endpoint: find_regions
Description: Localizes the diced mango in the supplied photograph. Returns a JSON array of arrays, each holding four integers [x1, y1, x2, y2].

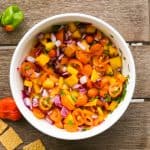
[[64, 44, 77, 57], [58, 77, 64, 88], [91, 69, 99, 82], [24, 80, 32, 87], [36, 54, 50, 66], [41, 38, 55, 51], [50, 75, 58, 82], [109, 46, 118, 56], [66, 95, 76, 105], [68, 22, 77, 32], [108, 101, 118, 111], [72, 30, 81, 39], [45, 42, 55, 51], [70, 90, 79, 98], [65, 75, 78, 87], [109, 77, 116, 85], [67, 65, 78, 75], [43, 78, 54, 89], [97, 107, 104, 116], [84, 99, 98, 107], [110, 56, 122, 70], [80, 40, 90, 52], [62, 84, 69, 90], [33, 84, 40, 94], [106, 65, 113, 75], [50, 87, 60, 97], [64, 114, 74, 124], [86, 25, 96, 34]]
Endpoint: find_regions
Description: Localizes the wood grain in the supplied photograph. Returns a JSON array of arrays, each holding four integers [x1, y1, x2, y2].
[[0, 0, 149, 45], [0, 102, 149, 150], [0, 46, 150, 98]]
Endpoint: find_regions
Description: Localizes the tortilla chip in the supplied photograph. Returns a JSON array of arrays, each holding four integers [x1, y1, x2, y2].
[[0, 127, 23, 150], [23, 139, 45, 150], [0, 119, 8, 134]]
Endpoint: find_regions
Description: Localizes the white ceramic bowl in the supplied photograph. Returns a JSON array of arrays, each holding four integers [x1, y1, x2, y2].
[[10, 13, 135, 140]]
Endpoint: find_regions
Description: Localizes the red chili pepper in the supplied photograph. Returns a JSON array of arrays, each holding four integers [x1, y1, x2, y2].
[[0, 97, 22, 121]]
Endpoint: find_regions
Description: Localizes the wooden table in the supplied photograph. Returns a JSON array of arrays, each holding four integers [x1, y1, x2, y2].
[[0, 0, 150, 149]]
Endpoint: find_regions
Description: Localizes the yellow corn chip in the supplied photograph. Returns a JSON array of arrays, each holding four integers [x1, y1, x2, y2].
[[23, 139, 45, 150], [0, 119, 8, 134], [0, 127, 23, 150]]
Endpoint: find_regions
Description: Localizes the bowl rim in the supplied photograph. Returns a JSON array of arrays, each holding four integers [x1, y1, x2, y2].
[[10, 13, 136, 140]]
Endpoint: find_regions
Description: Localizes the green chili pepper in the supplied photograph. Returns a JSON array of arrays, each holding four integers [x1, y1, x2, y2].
[[0, 5, 24, 32]]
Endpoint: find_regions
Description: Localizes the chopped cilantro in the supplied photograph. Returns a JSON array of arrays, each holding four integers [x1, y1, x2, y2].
[[68, 120, 73, 125], [115, 82, 127, 102], [71, 95, 77, 102], [104, 94, 111, 102]]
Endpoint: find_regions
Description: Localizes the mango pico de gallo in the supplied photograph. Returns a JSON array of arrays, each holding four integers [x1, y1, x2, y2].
[[19, 22, 127, 132]]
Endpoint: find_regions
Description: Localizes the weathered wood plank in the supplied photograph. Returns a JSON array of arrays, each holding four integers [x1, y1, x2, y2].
[[0, 0, 149, 45], [131, 46, 150, 98], [0, 46, 150, 98], [0, 102, 149, 150]]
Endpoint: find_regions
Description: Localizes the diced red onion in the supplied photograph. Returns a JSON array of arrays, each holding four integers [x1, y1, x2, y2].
[[42, 89, 49, 97], [82, 34, 86, 39], [62, 66, 67, 72], [65, 31, 72, 40], [94, 36, 99, 41], [78, 127, 84, 131], [56, 48, 60, 56], [58, 54, 64, 60], [37, 32, 44, 40], [24, 97, 32, 109], [52, 95, 63, 108], [51, 33, 56, 42], [77, 41, 86, 50], [34, 72, 40, 78], [62, 72, 69, 77], [22, 90, 28, 99], [80, 76, 88, 84], [40, 87, 43, 93], [79, 88, 87, 94], [47, 110, 52, 115], [32, 98, 39, 107], [61, 106, 69, 118], [59, 25, 64, 30], [45, 116, 53, 124], [65, 40, 74, 44], [92, 114, 98, 119], [73, 84, 82, 89], [27, 87, 32, 94], [100, 97, 104, 101], [55, 40, 61, 47], [26, 56, 35, 63], [67, 30, 72, 36]]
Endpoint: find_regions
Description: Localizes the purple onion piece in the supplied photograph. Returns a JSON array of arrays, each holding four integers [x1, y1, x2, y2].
[[52, 95, 63, 108], [51, 33, 56, 42], [42, 89, 49, 97], [56, 48, 60, 56], [81, 34, 86, 39], [55, 40, 61, 47], [58, 54, 64, 60], [73, 84, 82, 89], [22, 90, 28, 99], [79, 88, 87, 94], [37, 32, 44, 40], [24, 97, 32, 109], [26, 56, 35, 63], [61, 106, 69, 118], [62, 72, 69, 76], [32, 98, 39, 107], [45, 116, 53, 125]]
